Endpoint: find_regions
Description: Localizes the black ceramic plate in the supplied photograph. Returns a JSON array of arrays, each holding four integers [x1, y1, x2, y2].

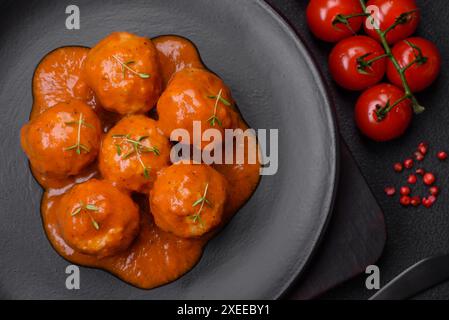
[[0, 0, 338, 299]]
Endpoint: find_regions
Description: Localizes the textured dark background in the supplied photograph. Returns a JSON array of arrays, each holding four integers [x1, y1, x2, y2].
[[267, 0, 449, 299]]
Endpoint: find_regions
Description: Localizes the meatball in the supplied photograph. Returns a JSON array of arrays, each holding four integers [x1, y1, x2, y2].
[[150, 163, 227, 238], [83, 32, 162, 115], [153, 35, 204, 87], [157, 68, 238, 149], [57, 179, 140, 257], [99, 115, 171, 193], [32, 46, 97, 118], [20, 99, 101, 178]]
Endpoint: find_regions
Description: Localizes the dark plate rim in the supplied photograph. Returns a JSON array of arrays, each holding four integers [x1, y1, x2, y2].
[[258, 0, 341, 299]]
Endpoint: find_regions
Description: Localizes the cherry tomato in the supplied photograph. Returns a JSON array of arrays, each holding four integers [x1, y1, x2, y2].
[[355, 83, 412, 141], [387, 37, 441, 92], [329, 35, 386, 91], [364, 0, 420, 44], [306, 0, 364, 43]]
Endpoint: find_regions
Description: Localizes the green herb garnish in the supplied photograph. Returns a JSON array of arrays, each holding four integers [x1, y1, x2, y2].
[[70, 202, 100, 230], [189, 183, 211, 225], [64, 113, 92, 155], [112, 55, 151, 79], [112, 134, 159, 179], [207, 89, 231, 127]]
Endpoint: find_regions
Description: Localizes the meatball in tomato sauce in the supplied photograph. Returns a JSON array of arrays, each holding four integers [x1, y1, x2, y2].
[[21, 99, 101, 178], [84, 32, 162, 114], [32, 46, 96, 118], [157, 68, 237, 149], [99, 115, 171, 193], [57, 179, 140, 257], [150, 163, 228, 238]]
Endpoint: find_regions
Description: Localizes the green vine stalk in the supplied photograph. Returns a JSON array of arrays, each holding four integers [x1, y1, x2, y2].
[[359, 0, 425, 118]]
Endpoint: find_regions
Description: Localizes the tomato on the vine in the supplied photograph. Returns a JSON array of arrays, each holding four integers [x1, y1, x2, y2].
[[329, 35, 387, 91], [364, 0, 420, 44], [355, 83, 412, 141], [306, 0, 364, 43], [387, 37, 441, 92]]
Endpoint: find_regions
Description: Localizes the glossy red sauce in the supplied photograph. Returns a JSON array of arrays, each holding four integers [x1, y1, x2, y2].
[[30, 35, 260, 289]]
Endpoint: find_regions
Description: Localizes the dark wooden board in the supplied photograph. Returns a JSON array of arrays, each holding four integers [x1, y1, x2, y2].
[[287, 141, 386, 299]]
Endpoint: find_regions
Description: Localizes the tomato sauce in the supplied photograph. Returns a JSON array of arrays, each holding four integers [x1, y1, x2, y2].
[[30, 35, 260, 289]]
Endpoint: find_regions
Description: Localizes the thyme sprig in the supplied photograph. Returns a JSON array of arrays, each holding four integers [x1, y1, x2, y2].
[[190, 183, 211, 225], [64, 113, 92, 155], [70, 202, 100, 230], [112, 55, 151, 79], [111, 134, 160, 179], [207, 89, 231, 127]]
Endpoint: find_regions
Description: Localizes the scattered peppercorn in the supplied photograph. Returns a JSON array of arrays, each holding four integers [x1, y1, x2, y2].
[[400, 186, 411, 196], [437, 151, 447, 161], [394, 162, 403, 172], [404, 158, 414, 169], [411, 196, 421, 207], [418, 142, 428, 155], [384, 187, 396, 196], [407, 174, 417, 184], [423, 173, 435, 186], [414, 151, 424, 161], [422, 195, 436, 208], [429, 186, 440, 196], [400, 196, 411, 207]]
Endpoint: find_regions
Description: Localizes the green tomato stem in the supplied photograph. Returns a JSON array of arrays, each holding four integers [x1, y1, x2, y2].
[[359, 0, 425, 116]]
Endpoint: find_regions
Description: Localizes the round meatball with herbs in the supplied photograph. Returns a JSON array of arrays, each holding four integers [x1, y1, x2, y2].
[[57, 179, 140, 257], [157, 68, 238, 149], [84, 32, 162, 114], [20, 99, 101, 178], [99, 115, 171, 193], [150, 163, 228, 238]]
